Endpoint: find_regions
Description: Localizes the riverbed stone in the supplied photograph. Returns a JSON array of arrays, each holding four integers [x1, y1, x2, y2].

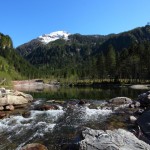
[[137, 110, 150, 140], [109, 97, 132, 105], [79, 128, 150, 150], [21, 143, 48, 150], [14, 91, 33, 101], [78, 100, 86, 105], [0, 95, 29, 106], [0, 112, 6, 119], [5, 105, 15, 111], [138, 91, 150, 107], [35, 104, 59, 111], [0, 106, 4, 110], [130, 115, 137, 124]]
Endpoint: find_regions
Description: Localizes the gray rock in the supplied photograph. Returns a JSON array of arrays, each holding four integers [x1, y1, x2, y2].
[[80, 128, 150, 150], [129, 103, 135, 108], [130, 116, 137, 124], [109, 97, 132, 105], [137, 110, 150, 140], [134, 101, 141, 107], [0, 88, 6, 97], [136, 109, 145, 115], [138, 91, 150, 107]]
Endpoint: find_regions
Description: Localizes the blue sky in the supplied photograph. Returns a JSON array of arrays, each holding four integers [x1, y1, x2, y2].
[[0, 0, 150, 47]]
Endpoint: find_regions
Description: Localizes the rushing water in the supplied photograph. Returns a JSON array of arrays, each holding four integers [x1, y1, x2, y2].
[[0, 86, 148, 150]]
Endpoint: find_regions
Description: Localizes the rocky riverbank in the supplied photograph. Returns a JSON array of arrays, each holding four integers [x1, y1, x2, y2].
[[0, 88, 33, 118], [12, 79, 60, 92]]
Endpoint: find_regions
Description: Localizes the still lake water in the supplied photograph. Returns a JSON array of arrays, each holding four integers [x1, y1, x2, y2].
[[27, 86, 146, 100], [0, 86, 148, 150]]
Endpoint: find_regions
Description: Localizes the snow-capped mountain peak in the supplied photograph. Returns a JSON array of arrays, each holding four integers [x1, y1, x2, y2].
[[37, 31, 70, 44]]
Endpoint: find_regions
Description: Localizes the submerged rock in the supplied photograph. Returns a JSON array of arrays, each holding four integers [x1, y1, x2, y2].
[[80, 128, 150, 150], [34, 104, 60, 111], [137, 110, 150, 141], [0, 112, 6, 119], [138, 91, 150, 108], [21, 143, 48, 150], [78, 100, 86, 105]]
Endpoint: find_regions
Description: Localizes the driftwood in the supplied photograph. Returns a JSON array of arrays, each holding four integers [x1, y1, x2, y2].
[[0, 78, 6, 85]]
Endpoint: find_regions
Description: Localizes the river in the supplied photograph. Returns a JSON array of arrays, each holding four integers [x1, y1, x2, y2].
[[0, 86, 148, 150]]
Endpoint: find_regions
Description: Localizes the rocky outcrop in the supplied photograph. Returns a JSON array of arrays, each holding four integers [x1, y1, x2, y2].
[[80, 128, 150, 150], [0, 88, 33, 107]]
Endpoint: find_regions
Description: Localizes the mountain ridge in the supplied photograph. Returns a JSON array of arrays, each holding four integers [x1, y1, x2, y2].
[[15, 25, 150, 80]]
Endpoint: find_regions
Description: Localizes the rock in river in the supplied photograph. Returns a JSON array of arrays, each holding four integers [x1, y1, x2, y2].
[[0, 112, 6, 119], [138, 91, 150, 107], [21, 143, 48, 150], [80, 128, 150, 150], [0, 88, 33, 106], [109, 97, 132, 105], [137, 110, 150, 141]]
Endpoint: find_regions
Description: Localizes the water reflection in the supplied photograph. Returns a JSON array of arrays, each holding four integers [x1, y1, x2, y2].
[[14, 85, 147, 100]]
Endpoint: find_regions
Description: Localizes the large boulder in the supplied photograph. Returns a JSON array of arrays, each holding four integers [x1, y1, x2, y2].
[[0, 89, 33, 106], [0, 106, 4, 110], [109, 97, 132, 105], [5, 105, 15, 111], [138, 91, 150, 107], [0, 95, 28, 106], [80, 128, 150, 150]]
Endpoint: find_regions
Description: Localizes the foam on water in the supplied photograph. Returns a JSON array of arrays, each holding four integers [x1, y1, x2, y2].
[[0, 102, 113, 149], [85, 107, 112, 117], [0, 109, 65, 133], [82, 107, 112, 121]]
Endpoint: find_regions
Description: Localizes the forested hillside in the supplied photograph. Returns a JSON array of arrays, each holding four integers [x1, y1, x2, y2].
[[0, 33, 40, 83], [16, 25, 150, 82]]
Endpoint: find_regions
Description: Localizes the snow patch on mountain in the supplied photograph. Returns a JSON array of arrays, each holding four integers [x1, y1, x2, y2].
[[37, 31, 70, 44]]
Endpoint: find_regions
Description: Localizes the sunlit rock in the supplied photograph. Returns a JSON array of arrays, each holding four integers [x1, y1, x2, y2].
[[0, 88, 33, 106], [80, 128, 150, 150]]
